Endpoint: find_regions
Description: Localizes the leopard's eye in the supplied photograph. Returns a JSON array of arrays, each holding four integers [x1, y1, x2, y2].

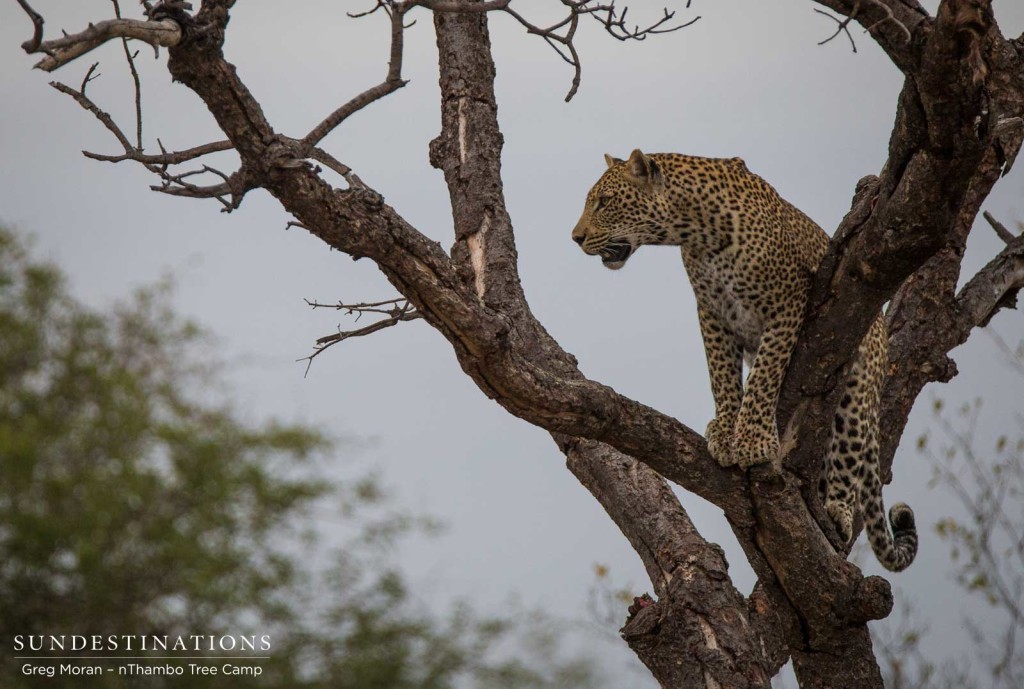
[[594, 195, 612, 211]]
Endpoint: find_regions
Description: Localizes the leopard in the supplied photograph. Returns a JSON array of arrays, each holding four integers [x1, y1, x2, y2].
[[570, 149, 917, 572]]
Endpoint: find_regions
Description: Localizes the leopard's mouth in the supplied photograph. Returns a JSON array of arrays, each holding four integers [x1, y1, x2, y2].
[[599, 242, 634, 270]]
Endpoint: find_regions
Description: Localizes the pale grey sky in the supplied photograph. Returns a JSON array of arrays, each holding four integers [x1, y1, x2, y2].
[[2, 1, 1023, 684]]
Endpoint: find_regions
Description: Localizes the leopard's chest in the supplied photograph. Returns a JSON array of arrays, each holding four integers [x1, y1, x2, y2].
[[683, 249, 767, 365]]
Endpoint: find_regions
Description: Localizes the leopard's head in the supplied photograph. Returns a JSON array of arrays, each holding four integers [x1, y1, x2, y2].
[[571, 149, 671, 270]]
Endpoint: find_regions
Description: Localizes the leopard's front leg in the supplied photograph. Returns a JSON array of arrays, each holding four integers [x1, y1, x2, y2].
[[694, 300, 744, 468], [732, 301, 804, 469]]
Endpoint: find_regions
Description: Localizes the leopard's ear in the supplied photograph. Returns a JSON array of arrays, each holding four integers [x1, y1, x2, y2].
[[604, 153, 623, 169], [624, 149, 662, 188], [626, 149, 652, 178]]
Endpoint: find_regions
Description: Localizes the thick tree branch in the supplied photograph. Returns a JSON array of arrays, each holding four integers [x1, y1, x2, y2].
[[882, 220, 1024, 472], [779, 0, 1021, 489], [875, 21, 1024, 473], [563, 438, 776, 689], [408, 0, 510, 11], [165, 9, 741, 504]]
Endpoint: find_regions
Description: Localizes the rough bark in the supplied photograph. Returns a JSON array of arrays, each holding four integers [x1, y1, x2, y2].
[[564, 438, 779, 688], [17, 0, 1024, 687]]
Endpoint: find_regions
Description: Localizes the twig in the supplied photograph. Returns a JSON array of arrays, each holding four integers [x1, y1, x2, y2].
[[51, 77, 250, 211], [305, 297, 412, 317], [50, 80, 134, 151], [814, 7, 858, 52], [110, 0, 144, 149], [80, 62, 101, 95], [299, 297, 421, 375], [814, 0, 912, 54], [150, 164, 246, 211], [84, 139, 234, 165], [499, 2, 699, 101]]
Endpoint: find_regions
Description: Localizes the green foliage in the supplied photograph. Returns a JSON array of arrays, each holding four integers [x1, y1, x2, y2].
[[0, 229, 329, 687], [0, 228, 610, 689]]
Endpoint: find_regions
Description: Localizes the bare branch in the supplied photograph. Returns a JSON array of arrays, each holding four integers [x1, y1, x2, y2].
[[79, 62, 101, 95], [814, 7, 858, 52], [27, 17, 182, 72], [110, 0, 144, 149], [301, 4, 408, 148], [83, 139, 234, 165], [499, 2, 699, 101], [591, 4, 698, 42], [51, 73, 250, 211], [955, 233, 1024, 331], [300, 298, 421, 375], [150, 164, 248, 212], [811, 0, 925, 69], [305, 297, 412, 316], [50, 80, 134, 151], [16, 0, 45, 53], [984, 211, 1018, 245]]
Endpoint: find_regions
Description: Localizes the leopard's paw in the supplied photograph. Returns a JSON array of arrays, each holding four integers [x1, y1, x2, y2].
[[731, 420, 779, 469], [826, 500, 854, 544], [705, 416, 737, 468]]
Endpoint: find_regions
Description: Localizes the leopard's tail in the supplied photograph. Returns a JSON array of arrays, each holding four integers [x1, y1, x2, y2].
[[863, 455, 917, 572]]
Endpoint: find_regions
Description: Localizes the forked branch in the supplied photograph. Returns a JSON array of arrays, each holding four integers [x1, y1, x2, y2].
[[49, 77, 250, 211], [499, 1, 699, 101], [84, 139, 234, 165], [302, 2, 409, 148], [812, 0, 922, 68], [300, 298, 422, 375]]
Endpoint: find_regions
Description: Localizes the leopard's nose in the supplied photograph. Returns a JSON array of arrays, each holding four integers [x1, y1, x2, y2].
[[572, 235, 585, 246]]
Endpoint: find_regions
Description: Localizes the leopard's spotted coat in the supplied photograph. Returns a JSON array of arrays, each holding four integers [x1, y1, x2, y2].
[[571, 150, 917, 572]]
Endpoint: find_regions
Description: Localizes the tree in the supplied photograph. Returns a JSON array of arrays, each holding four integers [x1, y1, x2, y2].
[[0, 227, 614, 689], [10, 1, 1024, 687]]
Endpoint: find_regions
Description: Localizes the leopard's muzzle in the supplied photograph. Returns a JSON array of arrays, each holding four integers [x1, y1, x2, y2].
[[599, 242, 634, 270]]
